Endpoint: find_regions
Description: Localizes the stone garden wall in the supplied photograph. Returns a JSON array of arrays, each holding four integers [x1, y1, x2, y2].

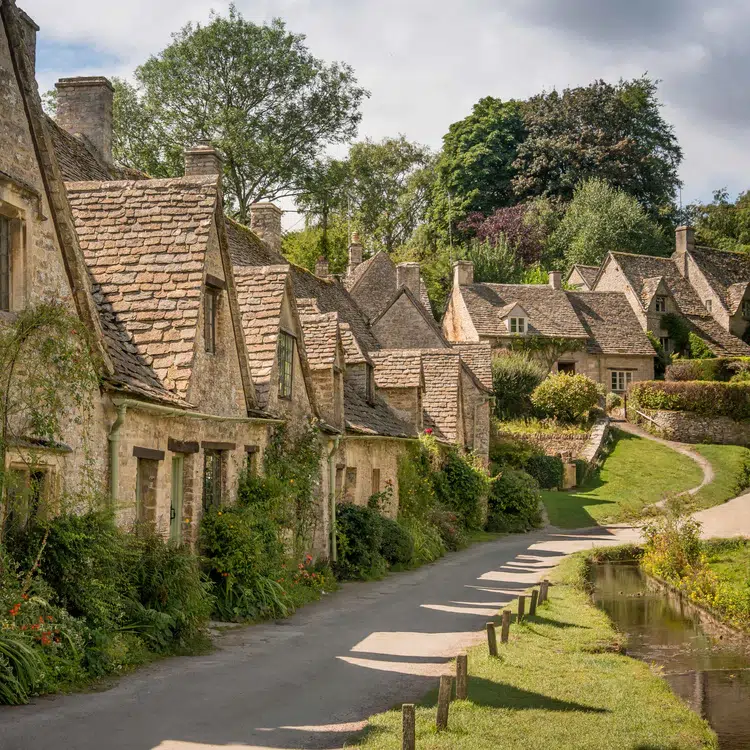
[[632, 409, 750, 446]]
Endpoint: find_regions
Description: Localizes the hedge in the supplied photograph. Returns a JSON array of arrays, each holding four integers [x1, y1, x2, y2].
[[629, 380, 750, 420], [665, 357, 750, 382]]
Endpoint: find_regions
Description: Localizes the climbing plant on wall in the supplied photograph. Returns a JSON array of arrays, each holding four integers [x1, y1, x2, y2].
[[509, 336, 586, 372]]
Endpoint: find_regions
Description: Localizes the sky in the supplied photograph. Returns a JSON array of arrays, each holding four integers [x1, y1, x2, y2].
[[24, 0, 750, 229]]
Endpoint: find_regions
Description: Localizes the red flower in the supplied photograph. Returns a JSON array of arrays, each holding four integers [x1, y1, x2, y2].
[[424, 428, 433, 435]]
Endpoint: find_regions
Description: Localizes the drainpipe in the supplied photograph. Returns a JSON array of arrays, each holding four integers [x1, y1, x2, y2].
[[108, 403, 127, 506], [327, 435, 341, 562]]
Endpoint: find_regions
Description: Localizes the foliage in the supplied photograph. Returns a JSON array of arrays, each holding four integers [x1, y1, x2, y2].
[[463, 236, 523, 284], [0, 631, 43, 705], [110, 5, 367, 221], [489, 437, 543, 472], [334, 503, 386, 580], [379, 517, 414, 567], [605, 392, 623, 411], [277, 556, 333, 609], [491, 352, 546, 419], [642, 501, 703, 581], [691, 188, 750, 253], [487, 469, 542, 534], [687, 332, 715, 360], [629, 380, 750, 419], [660, 312, 691, 356], [665, 357, 750, 382], [282, 212, 350, 275], [524, 454, 564, 490], [428, 507, 466, 551], [508, 336, 586, 373], [548, 178, 670, 269], [647, 331, 671, 378], [531, 373, 600, 423], [397, 516, 445, 566], [513, 77, 682, 218], [431, 447, 489, 531]]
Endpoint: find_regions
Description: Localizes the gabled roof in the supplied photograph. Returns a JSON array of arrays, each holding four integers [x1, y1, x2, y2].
[[688, 246, 750, 314], [451, 342, 493, 390], [371, 284, 450, 347], [339, 322, 372, 365], [686, 315, 750, 356], [344, 381, 416, 438], [567, 264, 600, 289], [421, 350, 462, 442], [298, 308, 341, 370], [609, 252, 707, 316], [567, 292, 655, 357], [67, 176, 220, 402], [369, 350, 424, 389], [458, 283, 588, 339], [225, 216, 284, 267]]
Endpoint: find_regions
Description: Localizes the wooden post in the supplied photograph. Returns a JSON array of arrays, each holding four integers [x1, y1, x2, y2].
[[456, 654, 468, 700], [436, 675, 452, 731], [518, 595, 526, 622], [530, 589, 538, 617], [540, 579, 549, 604], [501, 609, 511, 643], [486, 622, 498, 657], [402, 704, 415, 750]]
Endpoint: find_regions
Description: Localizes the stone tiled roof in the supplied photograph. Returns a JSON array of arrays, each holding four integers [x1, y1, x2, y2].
[[687, 316, 750, 356], [234, 265, 289, 408], [459, 283, 588, 339], [343, 252, 376, 291], [568, 264, 600, 289], [344, 381, 416, 438], [299, 308, 340, 370], [370, 350, 423, 388], [567, 292, 655, 357], [67, 176, 219, 402], [610, 252, 707, 316], [339, 322, 372, 365], [689, 246, 750, 314], [421, 350, 462, 442], [225, 217, 284, 267], [451, 342, 493, 390]]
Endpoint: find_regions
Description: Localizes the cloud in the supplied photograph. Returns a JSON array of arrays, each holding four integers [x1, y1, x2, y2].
[[21, 0, 750, 206]]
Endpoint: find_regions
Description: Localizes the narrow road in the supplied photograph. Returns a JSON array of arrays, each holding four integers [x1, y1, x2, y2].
[[0, 526, 636, 750]]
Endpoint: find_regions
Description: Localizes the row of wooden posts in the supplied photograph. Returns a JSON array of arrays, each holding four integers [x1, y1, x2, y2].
[[401, 579, 550, 750]]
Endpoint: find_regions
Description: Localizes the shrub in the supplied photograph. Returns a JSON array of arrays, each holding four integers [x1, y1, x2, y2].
[[0, 632, 43, 705], [398, 516, 445, 566], [688, 332, 715, 360], [531, 373, 599, 423], [489, 436, 543, 471], [524, 454, 564, 489], [432, 448, 489, 530], [379, 517, 415, 567], [642, 503, 703, 582], [428, 507, 467, 551], [334, 503, 386, 580], [487, 469, 542, 532], [734, 452, 750, 496], [665, 357, 750, 382], [491, 352, 546, 419], [629, 380, 750, 420], [605, 392, 622, 411]]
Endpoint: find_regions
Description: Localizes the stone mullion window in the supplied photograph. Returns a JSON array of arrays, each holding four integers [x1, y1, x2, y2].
[[278, 331, 295, 399]]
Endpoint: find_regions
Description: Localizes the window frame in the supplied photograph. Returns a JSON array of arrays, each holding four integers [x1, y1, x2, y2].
[[659, 336, 671, 353], [278, 330, 295, 399], [509, 317, 526, 334], [655, 295, 667, 313], [705, 299, 712, 313], [0, 215, 10, 312], [610, 370, 633, 393], [204, 287, 219, 354], [202, 450, 224, 511]]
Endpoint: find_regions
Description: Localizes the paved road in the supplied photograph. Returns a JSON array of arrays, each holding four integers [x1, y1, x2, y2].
[[0, 526, 636, 750]]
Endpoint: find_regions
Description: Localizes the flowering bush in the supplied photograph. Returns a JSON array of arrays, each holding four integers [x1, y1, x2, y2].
[[531, 373, 600, 423]]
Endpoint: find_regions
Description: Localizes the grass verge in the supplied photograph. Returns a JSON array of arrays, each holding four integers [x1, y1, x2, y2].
[[542, 429, 703, 528], [689, 445, 750, 510], [352, 553, 716, 750]]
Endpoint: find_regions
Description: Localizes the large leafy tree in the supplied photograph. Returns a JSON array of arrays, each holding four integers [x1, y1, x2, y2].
[[549, 178, 671, 269], [112, 5, 368, 222], [690, 189, 750, 253], [513, 77, 682, 219]]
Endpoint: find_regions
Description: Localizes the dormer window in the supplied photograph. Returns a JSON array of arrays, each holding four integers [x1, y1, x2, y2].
[[705, 299, 712, 313], [278, 330, 295, 399], [655, 296, 666, 313], [743, 300, 750, 320], [509, 317, 526, 334]]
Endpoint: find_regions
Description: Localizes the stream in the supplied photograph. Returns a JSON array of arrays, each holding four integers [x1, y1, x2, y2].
[[591, 562, 750, 749]]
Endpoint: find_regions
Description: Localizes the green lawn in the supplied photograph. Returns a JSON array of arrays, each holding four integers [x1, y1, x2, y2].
[[542, 429, 703, 528], [352, 555, 716, 750], [690, 444, 750, 510]]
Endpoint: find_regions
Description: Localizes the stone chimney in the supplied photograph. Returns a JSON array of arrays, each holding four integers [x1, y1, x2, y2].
[[55, 77, 114, 164], [17, 8, 39, 73], [348, 232, 363, 274], [184, 140, 222, 176], [315, 256, 329, 277], [396, 262, 421, 298], [548, 270, 561, 290], [674, 226, 695, 277], [249, 203, 282, 255], [453, 260, 474, 287]]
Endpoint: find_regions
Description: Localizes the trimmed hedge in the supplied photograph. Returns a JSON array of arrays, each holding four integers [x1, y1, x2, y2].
[[665, 357, 750, 382], [629, 380, 750, 420], [524, 453, 564, 489]]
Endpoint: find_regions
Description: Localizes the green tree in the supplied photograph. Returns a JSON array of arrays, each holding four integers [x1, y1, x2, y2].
[[549, 178, 671, 269], [282, 213, 350, 274], [113, 5, 368, 222], [691, 189, 750, 253], [428, 97, 526, 239], [514, 77, 682, 219]]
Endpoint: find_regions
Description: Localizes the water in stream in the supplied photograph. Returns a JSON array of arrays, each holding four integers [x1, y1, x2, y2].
[[592, 562, 750, 749]]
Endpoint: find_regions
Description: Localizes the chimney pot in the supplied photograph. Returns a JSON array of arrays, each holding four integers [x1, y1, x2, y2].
[[453, 260, 474, 287], [17, 8, 39, 73], [249, 203, 283, 255], [396, 262, 421, 298], [55, 76, 114, 165], [184, 140, 223, 176], [315, 256, 329, 277], [548, 270, 562, 290], [348, 233, 364, 274]]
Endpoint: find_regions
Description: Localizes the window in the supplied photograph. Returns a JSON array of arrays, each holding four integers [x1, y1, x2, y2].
[[204, 288, 218, 353], [0, 216, 9, 312], [655, 296, 666, 313], [136, 458, 159, 527], [278, 331, 295, 399], [610, 370, 633, 392], [365, 363, 374, 403], [333, 367, 343, 425], [509, 317, 526, 334], [245, 446, 259, 475], [371, 468, 381, 495], [743, 300, 750, 320], [203, 450, 224, 510], [5, 468, 47, 529], [557, 362, 575, 375], [660, 337, 671, 353], [169, 456, 184, 544], [344, 467, 357, 501], [705, 299, 712, 313]]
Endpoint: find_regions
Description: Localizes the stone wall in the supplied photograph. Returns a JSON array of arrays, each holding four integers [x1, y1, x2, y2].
[[372, 292, 445, 349], [497, 429, 589, 459], [632, 408, 750, 446]]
